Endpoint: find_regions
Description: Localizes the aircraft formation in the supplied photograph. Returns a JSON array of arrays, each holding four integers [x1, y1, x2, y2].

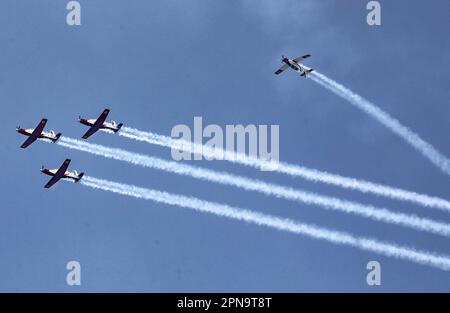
[[17, 53, 311, 189], [17, 109, 123, 188], [17, 56, 450, 274]]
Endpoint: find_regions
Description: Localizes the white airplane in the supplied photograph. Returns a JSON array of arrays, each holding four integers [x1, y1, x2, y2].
[[79, 109, 123, 139], [16, 118, 61, 148], [274, 54, 313, 77], [41, 159, 84, 188]]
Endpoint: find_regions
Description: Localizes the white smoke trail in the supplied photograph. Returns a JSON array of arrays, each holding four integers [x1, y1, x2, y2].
[[309, 71, 450, 176], [57, 137, 450, 237], [80, 175, 450, 272], [118, 127, 450, 213]]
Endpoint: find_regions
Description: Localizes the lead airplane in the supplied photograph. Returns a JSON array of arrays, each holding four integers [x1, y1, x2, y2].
[[79, 109, 123, 139], [274, 54, 313, 77], [16, 118, 61, 148], [41, 159, 84, 188]]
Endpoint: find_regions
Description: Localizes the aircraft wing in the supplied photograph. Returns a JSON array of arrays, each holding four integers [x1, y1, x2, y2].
[[293, 54, 311, 62], [81, 125, 101, 139], [20, 118, 47, 148], [82, 109, 110, 139], [44, 159, 71, 188], [20, 136, 38, 149], [274, 64, 289, 75]]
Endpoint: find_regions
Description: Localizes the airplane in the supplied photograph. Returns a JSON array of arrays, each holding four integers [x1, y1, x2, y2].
[[274, 54, 314, 77], [79, 108, 123, 139], [40, 159, 84, 188], [16, 118, 62, 148]]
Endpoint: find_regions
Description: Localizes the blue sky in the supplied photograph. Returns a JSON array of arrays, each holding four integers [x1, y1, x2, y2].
[[1, 0, 449, 291]]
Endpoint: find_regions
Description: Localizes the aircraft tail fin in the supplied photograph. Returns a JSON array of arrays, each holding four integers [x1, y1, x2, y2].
[[76, 173, 85, 182], [115, 123, 123, 133], [53, 133, 62, 142], [301, 68, 314, 77]]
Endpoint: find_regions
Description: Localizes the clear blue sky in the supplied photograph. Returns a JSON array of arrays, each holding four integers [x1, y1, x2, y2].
[[1, 0, 449, 291]]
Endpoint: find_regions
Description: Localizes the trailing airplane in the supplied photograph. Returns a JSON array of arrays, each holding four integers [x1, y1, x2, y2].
[[16, 118, 61, 148], [79, 109, 123, 139], [274, 54, 314, 77], [40, 159, 84, 188]]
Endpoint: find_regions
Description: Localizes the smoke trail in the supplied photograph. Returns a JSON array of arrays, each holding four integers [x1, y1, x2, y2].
[[118, 127, 450, 213], [309, 71, 450, 176], [80, 175, 450, 272], [57, 137, 450, 237]]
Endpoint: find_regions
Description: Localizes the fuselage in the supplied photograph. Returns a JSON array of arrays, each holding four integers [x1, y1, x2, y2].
[[40, 168, 81, 181], [282, 58, 306, 73], [79, 118, 120, 131], [16, 128, 59, 141]]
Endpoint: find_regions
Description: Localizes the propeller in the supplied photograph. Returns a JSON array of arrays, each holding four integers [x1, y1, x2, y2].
[[16, 125, 20, 130]]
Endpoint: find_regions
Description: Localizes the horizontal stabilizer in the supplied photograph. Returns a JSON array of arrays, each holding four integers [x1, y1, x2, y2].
[[53, 133, 62, 142], [115, 123, 123, 133], [301, 68, 314, 77], [76, 173, 85, 182]]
